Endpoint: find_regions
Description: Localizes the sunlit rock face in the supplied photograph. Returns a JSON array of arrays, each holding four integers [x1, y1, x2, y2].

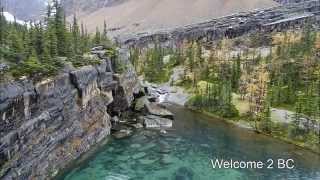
[[0, 48, 139, 179]]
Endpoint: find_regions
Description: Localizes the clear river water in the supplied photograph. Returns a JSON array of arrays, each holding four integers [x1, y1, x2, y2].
[[58, 105, 320, 180]]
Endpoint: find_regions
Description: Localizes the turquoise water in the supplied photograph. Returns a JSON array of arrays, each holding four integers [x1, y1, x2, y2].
[[59, 106, 320, 180]]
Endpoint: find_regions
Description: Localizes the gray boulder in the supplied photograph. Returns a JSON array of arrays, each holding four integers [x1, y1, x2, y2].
[[145, 102, 174, 119], [134, 96, 149, 112], [0, 63, 9, 72]]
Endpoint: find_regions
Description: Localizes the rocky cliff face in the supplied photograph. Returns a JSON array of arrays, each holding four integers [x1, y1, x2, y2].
[[0, 48, 139, 179]]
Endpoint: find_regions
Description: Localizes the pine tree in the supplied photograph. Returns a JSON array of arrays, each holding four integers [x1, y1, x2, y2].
[[103, 19, 108, 41], [72, 15, 81, 55], [22, 48, 45, 77], [33, 23, 46, 56], [8, 27, 24, 61], [260, 89, 272, 134], [186, 42, 194, 72], [0, 6, 6, 46], [47, 25, 58, 57], [231, 55, 241, 92], [94, 27, 101, 46], [19, 25, 29, 55], [80, 23, 90, 53], [54, 0, 68, 56]]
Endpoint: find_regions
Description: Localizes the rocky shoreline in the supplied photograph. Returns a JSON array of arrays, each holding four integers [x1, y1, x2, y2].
[[110, 82, 176, 140]]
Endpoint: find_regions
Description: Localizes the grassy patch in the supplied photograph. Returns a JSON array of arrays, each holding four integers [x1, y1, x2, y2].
[[232, 93, 250, 116]]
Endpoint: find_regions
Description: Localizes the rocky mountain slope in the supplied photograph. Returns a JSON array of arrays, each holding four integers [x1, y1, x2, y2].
[[3, 0, 279, 36], [69, 0, 279, 37]]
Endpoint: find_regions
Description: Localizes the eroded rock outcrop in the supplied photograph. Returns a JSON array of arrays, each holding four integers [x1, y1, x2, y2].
[[109, 48, 141, 113], [0, 48, 139, 179]]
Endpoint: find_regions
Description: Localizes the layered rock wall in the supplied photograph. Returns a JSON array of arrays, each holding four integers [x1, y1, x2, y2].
[[0, 51, 139, 179], [274, 0, 308, 4], [121, 0, 320, 48]]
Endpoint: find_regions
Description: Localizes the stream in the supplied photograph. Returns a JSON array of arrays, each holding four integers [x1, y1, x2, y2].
[[58, 105, 320, 180]]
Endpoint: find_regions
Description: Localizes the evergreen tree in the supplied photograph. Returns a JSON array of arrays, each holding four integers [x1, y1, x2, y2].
[[20, 48, 45, 77], [94, 27, 101, 46], [0, 6, 6, 46], [33, 23, 46, 56], [103, 20, 108, 41], [8, 27, 24, 62], [72, 15, 81, 55], [54, 0, 69, 56], [260, 90, 272, 134], [47, 24, 58, 57], [231, 55, 241, 92]]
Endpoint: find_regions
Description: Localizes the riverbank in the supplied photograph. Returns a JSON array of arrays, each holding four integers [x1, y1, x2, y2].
[[147, 80, 320, 154], [188, 107, 320, 154]]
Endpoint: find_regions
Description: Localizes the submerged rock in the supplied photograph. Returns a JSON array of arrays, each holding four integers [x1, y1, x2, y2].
[[139, 158, 158, 165], [175, 167, 194, 180], [143, 115, 173, 129], [132, 152, 147, 159], [159, 141, 171, 154], [140, 130, 158, 138], [139, 143, 157, 151], [162, 154, 179, 164], [112, 129, 133, 139], [118, 155, 131, 162], [130, 144, 142, 148]]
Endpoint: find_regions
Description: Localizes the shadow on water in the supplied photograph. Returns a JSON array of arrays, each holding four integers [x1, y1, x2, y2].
[[57, 105, 320, 180]]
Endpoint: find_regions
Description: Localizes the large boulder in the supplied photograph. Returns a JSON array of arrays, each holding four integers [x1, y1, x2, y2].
[[145, 102, 174, 119], [134, 96, 149, 112]]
